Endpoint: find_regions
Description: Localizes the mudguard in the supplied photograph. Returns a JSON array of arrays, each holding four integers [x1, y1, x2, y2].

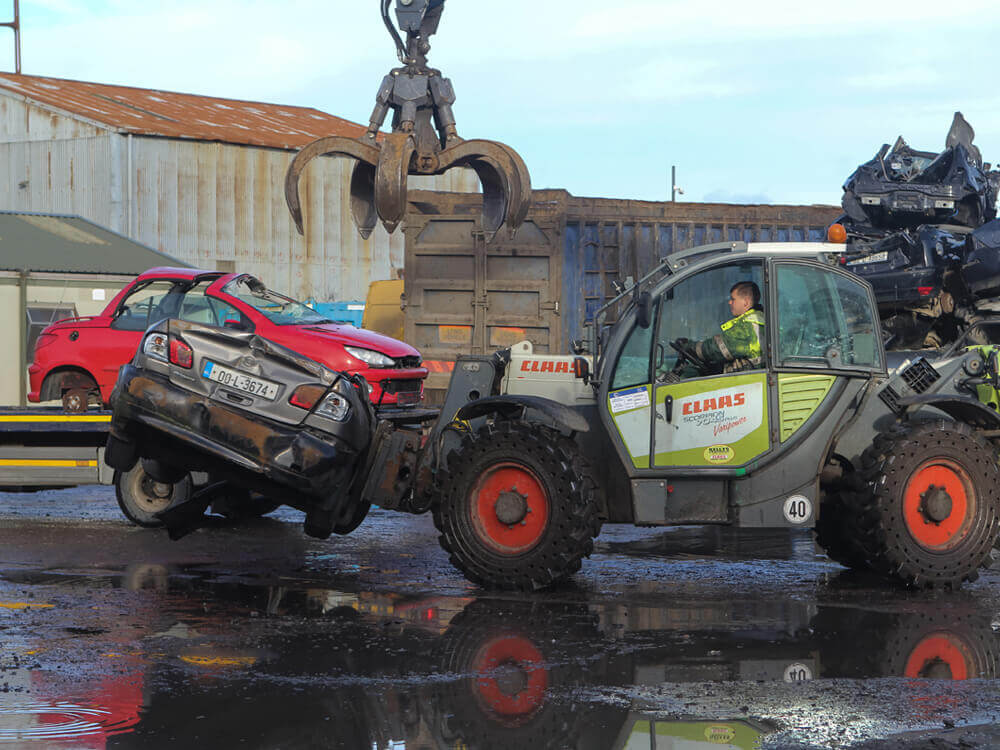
[[897, 393, 1000, 429], [455, 395, 590, 434]]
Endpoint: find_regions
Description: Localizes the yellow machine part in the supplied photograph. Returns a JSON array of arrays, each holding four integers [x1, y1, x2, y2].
[[362, 279, 404, 340]]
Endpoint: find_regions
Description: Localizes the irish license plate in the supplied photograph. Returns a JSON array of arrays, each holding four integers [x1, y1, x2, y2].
[[847, 251, 887, 266], [202, 361, 280, 400]]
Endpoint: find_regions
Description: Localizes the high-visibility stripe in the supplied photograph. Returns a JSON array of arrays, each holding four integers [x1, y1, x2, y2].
[[0, 459, 98, 468], [0, 415, 111, 423]]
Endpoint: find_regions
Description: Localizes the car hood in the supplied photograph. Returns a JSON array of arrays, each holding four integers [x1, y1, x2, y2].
[[269, 323, 421, 363]]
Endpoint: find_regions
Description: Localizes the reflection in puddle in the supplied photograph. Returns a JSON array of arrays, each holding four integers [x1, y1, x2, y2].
[[0, 700, 139, 743], [3, 559, 999, 747]]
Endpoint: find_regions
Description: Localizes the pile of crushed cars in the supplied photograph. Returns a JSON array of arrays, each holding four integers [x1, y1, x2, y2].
[[837, 112, 1000, 349]]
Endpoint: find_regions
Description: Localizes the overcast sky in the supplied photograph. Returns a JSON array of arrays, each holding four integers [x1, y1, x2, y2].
[[5, 1, 999, 207]]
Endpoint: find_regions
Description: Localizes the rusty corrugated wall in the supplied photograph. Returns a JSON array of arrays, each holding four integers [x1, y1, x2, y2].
[[0, 92, 479, 302]]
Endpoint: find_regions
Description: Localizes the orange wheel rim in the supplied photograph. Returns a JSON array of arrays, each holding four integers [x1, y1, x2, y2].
[[473, 635, 548, 723], [902, 459, 974, 551], [470, 462, 550, 555], [904, 632, 971, 680]]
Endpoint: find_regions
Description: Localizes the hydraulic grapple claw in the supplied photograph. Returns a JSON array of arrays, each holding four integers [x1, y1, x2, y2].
[[284, 0, 531, 240]]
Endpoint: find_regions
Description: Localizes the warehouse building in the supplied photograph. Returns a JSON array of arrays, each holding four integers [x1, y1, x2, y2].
[[0, 73, 477, 304], [0, 210, 189, 405]]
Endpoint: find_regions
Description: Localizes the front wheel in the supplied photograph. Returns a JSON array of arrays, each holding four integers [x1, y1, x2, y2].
[[115, 463, 192, 528], [859, 420, 1000, 588], [433, 421, 601, 591]]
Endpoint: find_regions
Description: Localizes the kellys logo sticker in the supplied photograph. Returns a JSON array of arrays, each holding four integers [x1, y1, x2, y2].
[[704, 725, 736, 743], [703, 445, 734, 463]]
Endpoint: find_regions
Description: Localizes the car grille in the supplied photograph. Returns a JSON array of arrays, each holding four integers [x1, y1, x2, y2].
[[395, 355, 422, 369], [382, 379, 422, 394]]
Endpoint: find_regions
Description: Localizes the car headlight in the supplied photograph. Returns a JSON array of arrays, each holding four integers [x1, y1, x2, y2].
[[315, 392, 350, 422], [344, 346, 395, 368], [143, 332, 169, 362]]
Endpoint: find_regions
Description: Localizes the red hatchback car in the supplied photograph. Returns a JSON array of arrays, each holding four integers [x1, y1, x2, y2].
[[29, 267, 427, 411]]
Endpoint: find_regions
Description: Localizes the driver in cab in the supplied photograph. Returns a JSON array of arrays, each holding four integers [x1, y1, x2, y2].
[[673, 282, 765, 377]]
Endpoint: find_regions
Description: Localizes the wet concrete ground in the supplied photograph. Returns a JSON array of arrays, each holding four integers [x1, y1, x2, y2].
[[1, 487, 1000, 748]]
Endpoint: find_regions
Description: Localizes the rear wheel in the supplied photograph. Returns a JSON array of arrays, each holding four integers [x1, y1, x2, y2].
[[115, 463, 192, 528], [433, 421, 600, 591], [858, 420, 1000, 588], [816, 471, 871, 570]]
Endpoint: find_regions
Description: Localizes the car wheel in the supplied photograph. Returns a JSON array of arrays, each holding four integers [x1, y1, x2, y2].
[[115, 463, 192, 528], [433, 420, 600, 591], [61, 388, 90, 414]]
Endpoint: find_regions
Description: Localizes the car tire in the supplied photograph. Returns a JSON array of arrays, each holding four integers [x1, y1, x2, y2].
[[433, 420, 600, 591], [115, 463, 192, 528], [858, 420, 1000, 588]]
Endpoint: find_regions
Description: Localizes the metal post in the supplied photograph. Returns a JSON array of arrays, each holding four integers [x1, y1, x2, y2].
[[18, 268, 28, 407], [671, 165, 676, 203], [0, 0, 20, 74]]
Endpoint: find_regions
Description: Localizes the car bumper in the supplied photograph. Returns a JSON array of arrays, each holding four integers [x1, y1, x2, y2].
[[108, 365, 369, 508], [361, 367, 428, 407]]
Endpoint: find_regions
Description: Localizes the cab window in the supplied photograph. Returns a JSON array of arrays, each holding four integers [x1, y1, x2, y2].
[[654, 261, 765, 380], [776, 264, 882, 369], [610, 314, 656, 390]]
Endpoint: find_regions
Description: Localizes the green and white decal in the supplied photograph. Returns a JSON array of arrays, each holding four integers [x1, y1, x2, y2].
[[624, 718, 766, 749], [777, 373, 835, 442], [653, 373, 769, 467], [608, 384, 652, 468]]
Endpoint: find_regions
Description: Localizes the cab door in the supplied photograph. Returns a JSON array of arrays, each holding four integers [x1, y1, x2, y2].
[[604, 259, 772, 472], [649, 260, 771, 469]]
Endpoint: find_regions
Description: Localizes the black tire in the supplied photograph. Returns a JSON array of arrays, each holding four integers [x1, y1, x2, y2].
[[878, 610, 999, 680], [816, 471, 871, 570], [857, 420, 1000, 588], [435, 600, 622, 750], [433, 421, 601, 591], [115, 463, 192, 528]]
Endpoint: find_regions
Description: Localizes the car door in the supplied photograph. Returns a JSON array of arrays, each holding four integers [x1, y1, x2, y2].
[[98, 280, 186, 393]]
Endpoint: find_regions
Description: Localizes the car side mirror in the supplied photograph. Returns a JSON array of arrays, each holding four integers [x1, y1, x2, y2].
[[636, 291, 652, 329]]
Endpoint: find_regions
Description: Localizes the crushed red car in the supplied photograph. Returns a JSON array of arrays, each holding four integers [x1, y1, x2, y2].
[[28, 267, 427, 411]]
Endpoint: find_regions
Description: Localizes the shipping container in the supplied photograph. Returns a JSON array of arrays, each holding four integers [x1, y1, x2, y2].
[[403, 190, 841, 399]]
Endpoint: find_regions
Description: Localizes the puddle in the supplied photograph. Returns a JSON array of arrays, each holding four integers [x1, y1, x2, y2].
[[0, 700, 139, 743]]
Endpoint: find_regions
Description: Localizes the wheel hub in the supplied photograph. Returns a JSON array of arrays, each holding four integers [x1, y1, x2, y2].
[[495, 490, 528, 526], [470, 462, 550, 555], [493, 660, 529, 697], [902, 460, 975, 551], [918, 485, 953, 524]]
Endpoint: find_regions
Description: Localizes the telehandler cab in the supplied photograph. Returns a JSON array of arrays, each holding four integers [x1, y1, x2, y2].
[[364, 240, 1000, 590]]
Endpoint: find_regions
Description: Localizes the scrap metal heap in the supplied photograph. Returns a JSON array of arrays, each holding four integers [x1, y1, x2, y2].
[[285, 0, 531, 240], [837, 113, 1000, 348]]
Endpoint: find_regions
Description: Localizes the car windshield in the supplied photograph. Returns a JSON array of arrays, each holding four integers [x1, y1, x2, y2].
[[222, 276, 332, 326]]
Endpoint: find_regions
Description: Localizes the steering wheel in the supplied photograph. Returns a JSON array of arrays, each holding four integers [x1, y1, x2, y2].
[[670, 338, 708, 371]]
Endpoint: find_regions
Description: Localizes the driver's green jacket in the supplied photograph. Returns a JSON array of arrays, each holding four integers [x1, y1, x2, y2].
[[694, 308, 765, 372]]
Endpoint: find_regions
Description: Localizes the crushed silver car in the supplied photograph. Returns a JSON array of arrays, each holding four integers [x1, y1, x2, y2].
[[105, 318, 379, 539]]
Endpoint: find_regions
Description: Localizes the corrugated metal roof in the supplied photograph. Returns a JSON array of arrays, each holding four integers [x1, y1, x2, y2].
[[0, 210, 191, 275], [0, 73, 367, 150]]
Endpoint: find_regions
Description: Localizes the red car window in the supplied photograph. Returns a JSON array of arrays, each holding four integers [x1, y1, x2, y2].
[[110, 280, 184, 332], [221, 277, 331, 326]]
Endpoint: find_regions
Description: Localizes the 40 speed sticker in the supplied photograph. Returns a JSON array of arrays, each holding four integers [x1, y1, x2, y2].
[[783, 495, 813, 524], [703, 444, 734, 463]]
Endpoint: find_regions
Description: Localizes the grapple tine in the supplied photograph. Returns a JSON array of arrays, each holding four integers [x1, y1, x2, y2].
[[374, 132, 416, 234], [285, 136, 380, 235], [439, 138, 533, 236], [350, 161, 378, 239]]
